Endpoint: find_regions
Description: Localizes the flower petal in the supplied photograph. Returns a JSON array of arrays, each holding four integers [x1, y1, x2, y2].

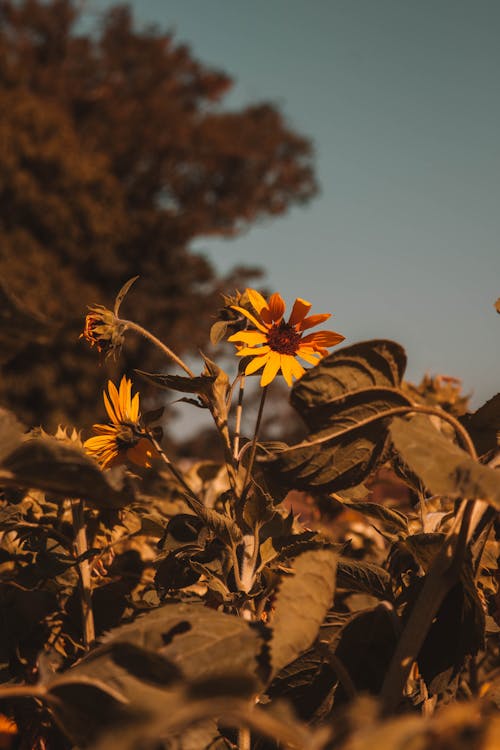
[[130, 392, 140, 422], [103, 389, 119, 424], [288, 298, 312, 327], [298, 313, 331, 331], [231, 305, 269, 333], [227, 330, 268, 345], [296, 347, 323, 365], [236, 345, 271, 357], [267, 293, 286, 323], [261, 352, 282, 386], [301, 331, 345, 347], [245, 352, 270, 375], [246, 288, 270, 317], [280, 354, 305, 386]]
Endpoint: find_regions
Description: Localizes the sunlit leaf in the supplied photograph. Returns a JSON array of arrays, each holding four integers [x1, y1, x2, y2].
[[270, 548, 337, 678], [390, 415, 500, 508]]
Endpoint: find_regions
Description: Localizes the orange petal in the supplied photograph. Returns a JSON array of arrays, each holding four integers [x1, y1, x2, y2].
[[298, 313, 331, 331], [267, 293, 286, 323], [261, 352, 282, 386], [288, 298, 312, 327], [301, 331, 345, 347]]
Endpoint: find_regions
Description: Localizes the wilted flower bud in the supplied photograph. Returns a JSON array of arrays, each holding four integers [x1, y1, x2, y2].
[[81, 305, 126, 357]]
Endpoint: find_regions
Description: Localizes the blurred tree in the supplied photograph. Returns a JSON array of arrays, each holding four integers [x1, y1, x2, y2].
[[0, 0, 317, 429]]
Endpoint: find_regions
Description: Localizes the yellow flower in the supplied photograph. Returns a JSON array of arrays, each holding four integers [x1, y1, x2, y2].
[[228, 289, 345, 387], [81, 305, 125, 356], [84, 376, 157, 469]]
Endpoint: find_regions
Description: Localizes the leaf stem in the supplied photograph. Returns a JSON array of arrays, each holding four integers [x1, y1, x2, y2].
[[278, 404, 477, 460], [120, 319, 195, 377], [71, 499, 95, 649]]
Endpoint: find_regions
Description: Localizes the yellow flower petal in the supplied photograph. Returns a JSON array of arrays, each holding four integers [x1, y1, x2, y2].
[[227, 330, 268, 345], [297, 347, 323, 366], [246, 288, 270, 317], [236, 345, 271, 357], [245, 352, 270, 375], [281, 354, 305, 386], [261, 352, 282, 386], [231, 305, 269, 333], [103, 389, 119, 424]]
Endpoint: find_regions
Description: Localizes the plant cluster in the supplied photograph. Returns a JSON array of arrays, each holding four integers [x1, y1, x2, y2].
[[0, 280, 499, 750]]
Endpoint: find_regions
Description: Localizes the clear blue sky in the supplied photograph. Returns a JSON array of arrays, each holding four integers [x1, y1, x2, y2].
[[86, 0, 499, 407]]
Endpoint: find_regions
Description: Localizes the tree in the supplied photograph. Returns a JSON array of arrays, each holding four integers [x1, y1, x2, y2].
[[0, 0, 317, 429]]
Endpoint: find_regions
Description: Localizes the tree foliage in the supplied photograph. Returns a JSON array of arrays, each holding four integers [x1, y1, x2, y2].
[[0, 0, 316, 427]]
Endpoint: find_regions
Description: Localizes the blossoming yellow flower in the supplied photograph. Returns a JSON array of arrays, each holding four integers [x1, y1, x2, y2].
[[228, 289, 345, 386], [84, 376, 157, 469]]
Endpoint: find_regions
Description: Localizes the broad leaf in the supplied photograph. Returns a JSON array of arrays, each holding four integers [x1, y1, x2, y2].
[[0, 436, 134, 508], [270, 548, 337, 678], [336, 557, 393, 599], [100, 602, 263, 683], [262, 343, 413, 493], [461, 393, 500, 457], [390, 416, 500, 509], [291, 339, 407, 420]]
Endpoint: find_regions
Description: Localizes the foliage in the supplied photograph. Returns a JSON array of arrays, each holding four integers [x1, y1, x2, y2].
[[0, 0, 316, 428], [0, 279, 498, 750]]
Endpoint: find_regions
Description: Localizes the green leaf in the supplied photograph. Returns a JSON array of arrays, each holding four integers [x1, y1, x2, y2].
[[291, 339, 407, 420], [270, 548, 337, 678], [0, 436, 134, 508], [390, 416, 500, 509]]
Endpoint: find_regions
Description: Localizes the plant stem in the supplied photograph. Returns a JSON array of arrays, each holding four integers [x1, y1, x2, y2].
[[120, 319, 195, 377], [233, 373, 246, 460], [147, 433, 205, 516], [240, 386, 268, 503], [70, 499, 95, 649], [380, 497, 489, 713], [239, 726, 251, 750]]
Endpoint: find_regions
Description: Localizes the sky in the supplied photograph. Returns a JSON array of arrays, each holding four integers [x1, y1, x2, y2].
[[85, 0, 499, 408]]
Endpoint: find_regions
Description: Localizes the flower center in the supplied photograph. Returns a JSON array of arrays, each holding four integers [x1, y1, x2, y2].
[[267, 322, 301, 355], [116, 423, 142, 449]]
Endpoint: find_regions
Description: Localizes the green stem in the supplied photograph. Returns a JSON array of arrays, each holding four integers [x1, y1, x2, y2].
[[240, 386, 268, 503], [71, 499, 95, 649], [120, 319, 195, 377]]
